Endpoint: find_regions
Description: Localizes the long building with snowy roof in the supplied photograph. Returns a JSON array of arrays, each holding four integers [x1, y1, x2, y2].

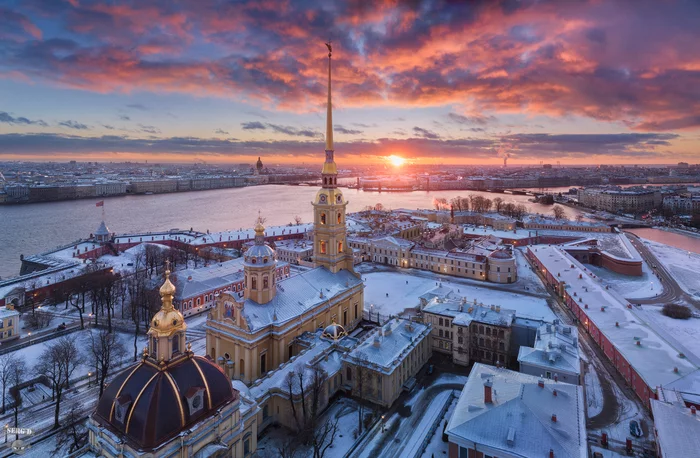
[[527, 244, 700, 408]]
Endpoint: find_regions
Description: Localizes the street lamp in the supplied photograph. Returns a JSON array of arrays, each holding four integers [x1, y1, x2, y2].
[[27, 332, 31, 345], [4, 424, 8, 443], [88, 372, 93, 387], [381, 415, 385, 433]]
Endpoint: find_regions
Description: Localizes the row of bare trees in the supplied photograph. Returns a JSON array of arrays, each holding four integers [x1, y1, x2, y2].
[[432, 195, 529, 219]]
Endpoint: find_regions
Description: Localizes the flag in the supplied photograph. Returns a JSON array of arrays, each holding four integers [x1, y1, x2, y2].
[[96, 201, 104, 207]]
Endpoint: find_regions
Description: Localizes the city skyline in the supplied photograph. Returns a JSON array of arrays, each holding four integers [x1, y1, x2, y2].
[[1, 0, 699, 165]]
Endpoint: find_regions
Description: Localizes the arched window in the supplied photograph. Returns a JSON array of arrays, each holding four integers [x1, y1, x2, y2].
[[240, 359, 245, 378], [252, 276, 257, 290], [172, 336, 180, 355], [151, 337, 158, 356], [263, 275, 269, 289], [320, 213, 326, 225], [320, 241, 327, 254], [338, 241, 343, 252], [337, 212, 342, 224]]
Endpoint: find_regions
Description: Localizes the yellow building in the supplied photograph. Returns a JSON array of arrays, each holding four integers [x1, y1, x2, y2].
[[0, 304, 19, 342], [205, 44, 364, 385]]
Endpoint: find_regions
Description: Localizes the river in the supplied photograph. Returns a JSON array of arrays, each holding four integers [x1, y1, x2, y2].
[[626, 228, 700, 255], [0, 184, 696, 278]]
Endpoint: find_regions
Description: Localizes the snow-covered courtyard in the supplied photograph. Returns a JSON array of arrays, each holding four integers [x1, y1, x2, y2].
[[586, 261, 663, 300], [641, 238, 700, 299]]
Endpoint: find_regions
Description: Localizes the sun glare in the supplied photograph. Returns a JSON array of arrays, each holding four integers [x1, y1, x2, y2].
[[387, 155, 406, 167]]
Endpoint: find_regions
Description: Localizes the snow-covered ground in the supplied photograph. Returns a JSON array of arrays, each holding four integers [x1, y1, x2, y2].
[[256, 397, 371, 458], [586, 261, 663, 300], [641, 238, 700, 299], [362, 270, 555, 321], [584, 363, 604, 418], [634, 307, 700, 364], [514, 248, 548, 295], [420, 396, 458, 458]]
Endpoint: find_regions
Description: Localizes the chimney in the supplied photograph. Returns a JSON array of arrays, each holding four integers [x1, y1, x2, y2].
[[692, 406, 697, 415], [554, 374, 559, 383], [484, 379, 493, 404], [553, 389, 558, 397], [538, 378, 545, 388], [549, 449, 554, 458], [551, 414, 557, 423]]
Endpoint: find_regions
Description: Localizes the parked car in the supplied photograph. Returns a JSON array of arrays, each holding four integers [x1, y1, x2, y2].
[[426, 364, 434, 375], [56, 323, 67, 331], [629, 420, 642, 437]]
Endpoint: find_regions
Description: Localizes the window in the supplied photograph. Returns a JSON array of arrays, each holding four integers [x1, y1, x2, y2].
[[458, 336, 463, 344], [252, 276, 257, 290], [338, 241, 343, 252], [320, 241, 327, 254], [439, 318, 443, 326], [172, 337, 180, 355], [260, 353, 267, 374], [263, 405, 269, 420], [337, 213, 342, 224], [263, 276, 269, 289], [439, 330, 443, 338], [320, 213, 326, 225]]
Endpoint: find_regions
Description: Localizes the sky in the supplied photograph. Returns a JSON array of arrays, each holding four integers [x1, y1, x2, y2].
[[0, 0, 699, 166]]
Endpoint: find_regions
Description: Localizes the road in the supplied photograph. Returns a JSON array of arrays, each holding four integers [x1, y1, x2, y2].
[[624, 232, 699, 307]]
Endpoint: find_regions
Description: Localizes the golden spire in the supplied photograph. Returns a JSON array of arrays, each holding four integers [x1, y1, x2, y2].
[[159, 260, 176, 311], [325, 41, 333, 152], [322, 41, 338, 179], [254, 211, 265, 236]]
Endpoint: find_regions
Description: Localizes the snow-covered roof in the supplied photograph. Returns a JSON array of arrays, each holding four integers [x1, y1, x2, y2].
[[249, 333, 342, 399], [343, 318, 430, 375], [650, 399, 700, 458], [423, 297, 515, 327], [518, 322, 581, 376], [173, 258, 248, 300], [447, 363, 587, 458], [242, 267, 362, 331], [529, 245, 698, 391], [419, 284, 455, 302], [0, 306, 20, 320], [274, 239, 313, 252]]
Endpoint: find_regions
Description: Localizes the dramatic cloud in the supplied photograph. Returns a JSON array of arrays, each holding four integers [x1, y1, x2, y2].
[[241, 121, 266, 130], [0, 131, 675, 162], [138, 124, 160, 134], [58, 120, 89, 130], [0, 0, 697, 133], [334, 125, 363, 135], [241, 121, 321, 138], [0, 111, 47, 127], [412, 127, 441, 140]]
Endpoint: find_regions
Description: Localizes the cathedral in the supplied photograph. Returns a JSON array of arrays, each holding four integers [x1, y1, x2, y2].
[[88, 265, 258, 457], [87, 44, 363, 457], [204, 44, 364, 383]]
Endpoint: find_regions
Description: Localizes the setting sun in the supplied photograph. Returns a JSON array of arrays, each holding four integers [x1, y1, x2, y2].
[[387, 155, 406, 167]]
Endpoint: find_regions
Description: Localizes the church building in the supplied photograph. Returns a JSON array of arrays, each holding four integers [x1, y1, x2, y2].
[[204, 43, 364, 384], [88, 266, 258, 457]]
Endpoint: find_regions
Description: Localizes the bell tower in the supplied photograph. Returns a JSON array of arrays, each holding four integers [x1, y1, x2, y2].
[[147, 262, 187, 362], [243, 217, 278, 304], [312, 42, 353, 273]]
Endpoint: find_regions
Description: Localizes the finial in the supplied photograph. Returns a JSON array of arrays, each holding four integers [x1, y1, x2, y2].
[[186, 341, 192, 353], [165, 259, 171, 276], [142, 346, 149, 359]]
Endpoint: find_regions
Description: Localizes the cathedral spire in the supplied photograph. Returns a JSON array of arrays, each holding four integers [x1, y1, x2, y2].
[[325, 41, 333, 152], [321, 42, 337, 187]]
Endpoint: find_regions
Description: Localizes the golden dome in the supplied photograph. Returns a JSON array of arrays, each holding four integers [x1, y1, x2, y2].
[[254, 221, 265, 235], [314, 187, 344, 205], [150, 307, 186, 337], [160, 268, 176, 299]]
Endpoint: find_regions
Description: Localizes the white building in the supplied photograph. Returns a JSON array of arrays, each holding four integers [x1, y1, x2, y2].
[[650, 397, 700, 458], [517, 320, 581, 384], [273, 239, 314, 265], [446, 363, 587, 458]]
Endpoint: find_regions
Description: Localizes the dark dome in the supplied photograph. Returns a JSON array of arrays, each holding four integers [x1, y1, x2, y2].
[[322, 322, 347, 341], [93, 355, 236, 451]]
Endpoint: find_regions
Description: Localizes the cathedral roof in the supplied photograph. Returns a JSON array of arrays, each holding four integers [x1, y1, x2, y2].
[[93, 354, 237, 451], [240, 267, 361, 331], [95, 220, 110, 236]]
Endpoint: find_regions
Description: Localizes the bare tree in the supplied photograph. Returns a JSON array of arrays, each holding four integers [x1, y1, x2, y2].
[[25, 309, 52, 329], [8, 356, 26, 440], [86, 329, 127, 397], [514, 203, 528, 220], [575, 213, 585, 223], [450, 197, 463, 212], [374, 203, 385, 212], [493, 197, 505, 213], [0, 353, 20, 413], [432, 197, 448, 211], [36, 336, 83, 429], [53, 403, 88, 453], [352, 354, 373, 435], [294, 215, 303, 225], [552, 205, 566, 220], [312, 417, 340, 458]]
